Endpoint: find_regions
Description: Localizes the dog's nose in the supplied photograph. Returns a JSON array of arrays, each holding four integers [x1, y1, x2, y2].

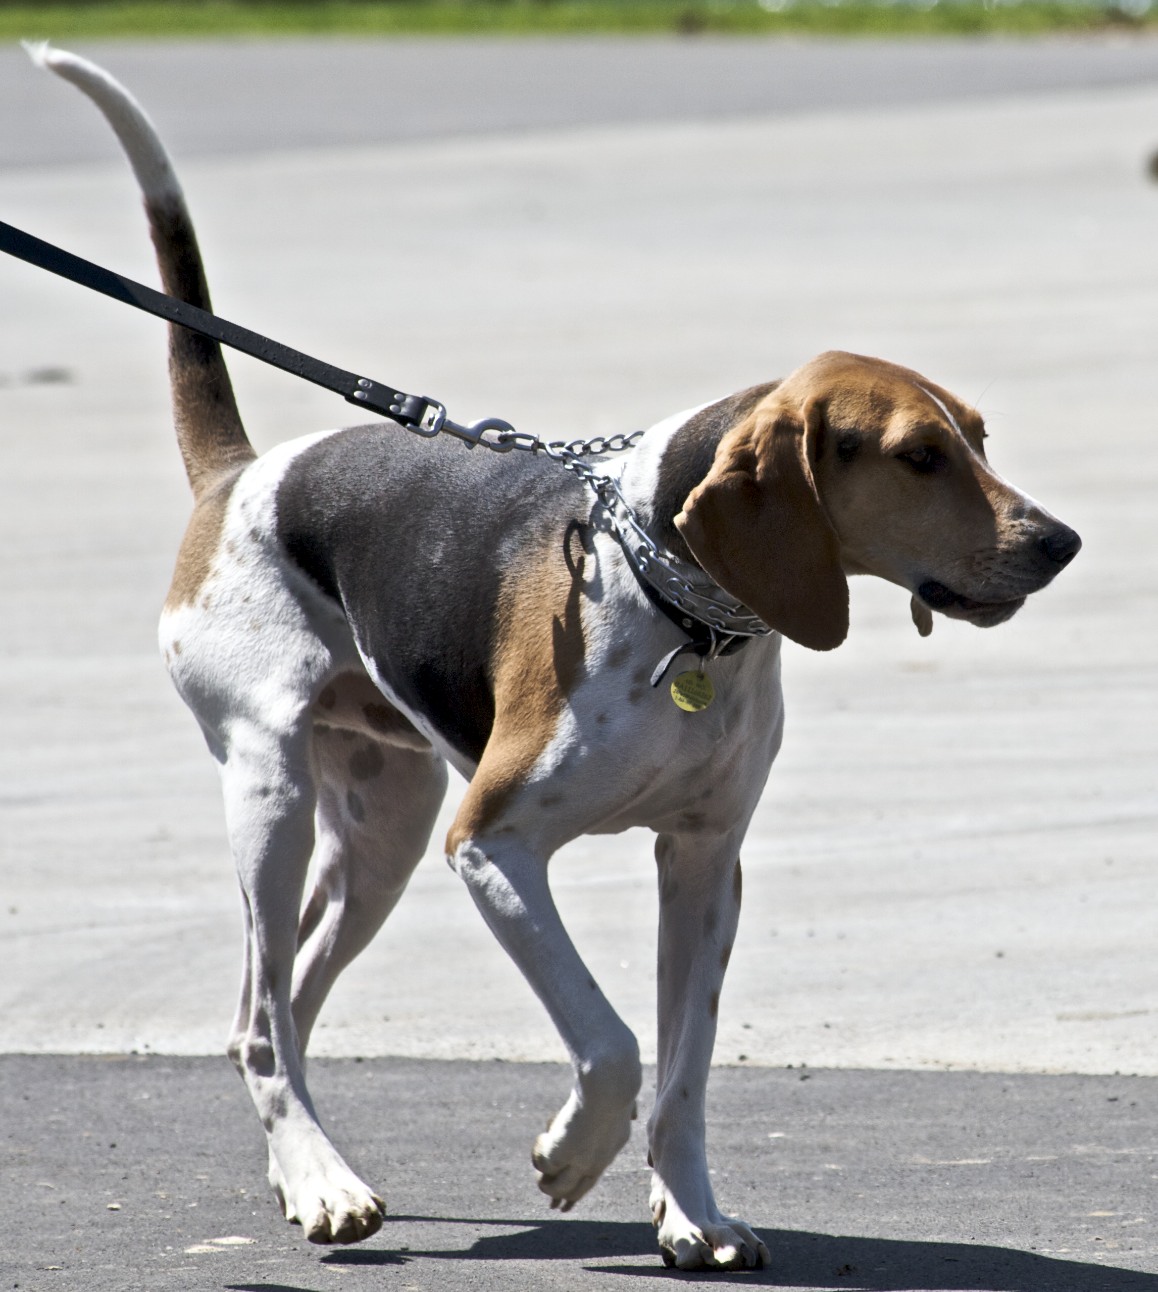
[[1040, 524, 1081, 568]]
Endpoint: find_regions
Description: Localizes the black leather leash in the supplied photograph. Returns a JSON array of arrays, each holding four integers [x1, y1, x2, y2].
[[0, 217, 514, 448], [2, 215, 766, 697]]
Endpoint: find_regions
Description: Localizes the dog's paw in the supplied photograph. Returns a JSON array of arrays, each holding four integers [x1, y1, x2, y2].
[[272, 1158, 385, 1244], [650, 1178, 770, 1271], [531, 1088, 636, 1211]]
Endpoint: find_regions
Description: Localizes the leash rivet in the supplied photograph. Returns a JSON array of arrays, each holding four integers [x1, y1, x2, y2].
[[357, 378, 372, 389], [353, 390, 367, 401]]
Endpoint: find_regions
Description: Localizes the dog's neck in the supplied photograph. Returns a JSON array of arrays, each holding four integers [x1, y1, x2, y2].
[[619, 381, 780, 562]]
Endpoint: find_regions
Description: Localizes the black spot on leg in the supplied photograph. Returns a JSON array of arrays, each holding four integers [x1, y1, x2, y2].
[[349, 743, 386, 781], [595, 711, 608, 725], [248, 1043, 276, 1080], [587, 976, 597, 991], [346, 790, 366, 823], [703, 905, 719, 936], [627, 686, 645, 705], [709, 991, 719, 1019], [606, 643, 632, 670], [540, 793, 564, 809], [246, 1007, 276, 1079], [680, 1086, 689, 1099], [363, 703, 397, 733]]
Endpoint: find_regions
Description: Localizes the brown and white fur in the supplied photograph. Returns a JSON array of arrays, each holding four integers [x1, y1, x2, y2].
[[36, 47, 1080, 1272]]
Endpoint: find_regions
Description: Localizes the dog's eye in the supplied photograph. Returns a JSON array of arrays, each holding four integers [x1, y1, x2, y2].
[[898, 446, 945, 474]]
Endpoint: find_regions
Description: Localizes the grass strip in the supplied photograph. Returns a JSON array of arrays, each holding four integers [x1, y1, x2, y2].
[[3, 0, 1155, 41]]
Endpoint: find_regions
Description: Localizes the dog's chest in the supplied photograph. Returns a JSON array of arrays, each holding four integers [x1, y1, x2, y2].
[[530, 629, 785, 841]]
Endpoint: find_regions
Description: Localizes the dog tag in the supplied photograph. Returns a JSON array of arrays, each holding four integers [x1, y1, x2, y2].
[[670, 670, 714, 713]]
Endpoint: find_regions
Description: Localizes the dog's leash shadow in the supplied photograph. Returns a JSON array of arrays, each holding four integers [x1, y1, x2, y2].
[[311, 1217, 1158, 1288]]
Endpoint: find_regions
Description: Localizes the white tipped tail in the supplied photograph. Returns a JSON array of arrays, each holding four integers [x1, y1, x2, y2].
[[32, 44, 254, 495], [28, 43, 183, 207]]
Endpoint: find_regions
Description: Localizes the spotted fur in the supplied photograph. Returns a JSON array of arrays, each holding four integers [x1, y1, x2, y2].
[[41, 47, 1080, 1274]]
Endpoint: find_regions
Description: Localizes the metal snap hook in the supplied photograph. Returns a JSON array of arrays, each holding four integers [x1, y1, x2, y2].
[[439, 414, 518, 450]]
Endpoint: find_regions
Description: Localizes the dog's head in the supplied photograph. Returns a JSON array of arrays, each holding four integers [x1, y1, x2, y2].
[[674, 351, 1081, 650]]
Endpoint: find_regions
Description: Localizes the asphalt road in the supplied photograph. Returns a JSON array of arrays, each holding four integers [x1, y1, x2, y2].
[[3, 36, 1158, 168], [4, 1055, 1158, 1291]]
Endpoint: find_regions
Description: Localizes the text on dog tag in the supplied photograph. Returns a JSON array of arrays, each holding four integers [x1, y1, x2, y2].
[[670, 670, 715, 712]]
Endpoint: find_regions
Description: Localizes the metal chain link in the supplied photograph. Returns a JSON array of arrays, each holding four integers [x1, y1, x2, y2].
[[483, 426, 771, 640]]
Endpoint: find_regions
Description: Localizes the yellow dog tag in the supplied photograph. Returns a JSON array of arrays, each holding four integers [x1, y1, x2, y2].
[[670, 670, 714, 713]]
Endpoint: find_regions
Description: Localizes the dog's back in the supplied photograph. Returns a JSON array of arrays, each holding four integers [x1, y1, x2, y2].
[[275, 425, 590, 764]]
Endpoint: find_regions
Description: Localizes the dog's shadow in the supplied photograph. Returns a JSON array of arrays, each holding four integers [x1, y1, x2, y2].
[[315, 1216, 1158, 1288]]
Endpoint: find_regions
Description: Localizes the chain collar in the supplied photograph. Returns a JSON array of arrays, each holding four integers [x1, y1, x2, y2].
[[490, 427, 773, 645]]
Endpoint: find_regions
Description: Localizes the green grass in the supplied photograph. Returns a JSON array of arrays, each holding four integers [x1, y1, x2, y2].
[[2, 0, 1155, 41]]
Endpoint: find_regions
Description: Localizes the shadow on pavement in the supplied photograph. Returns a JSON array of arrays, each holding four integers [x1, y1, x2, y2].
[[227, 1286, 331, 1292], [319, 1216, 1158, 1289]]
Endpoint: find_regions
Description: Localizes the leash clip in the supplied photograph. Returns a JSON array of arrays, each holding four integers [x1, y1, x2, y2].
[[444, 413, 518, 451], [414, 399, 517, 451]]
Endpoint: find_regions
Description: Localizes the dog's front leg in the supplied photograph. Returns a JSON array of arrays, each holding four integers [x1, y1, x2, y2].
[[648, 831, 770, 1270], [449, 830, 642, 1210]]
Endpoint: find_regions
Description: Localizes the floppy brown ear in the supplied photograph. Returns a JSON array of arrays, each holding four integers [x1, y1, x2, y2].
[[674, 407, 849, 651]]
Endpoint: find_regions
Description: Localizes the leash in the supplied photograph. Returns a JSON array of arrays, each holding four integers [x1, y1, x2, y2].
[[0, 218, 513, 449], [0, 217, 771, 704]]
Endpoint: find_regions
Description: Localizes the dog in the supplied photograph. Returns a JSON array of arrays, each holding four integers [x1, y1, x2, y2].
[[36, 47, 1080, 1271]]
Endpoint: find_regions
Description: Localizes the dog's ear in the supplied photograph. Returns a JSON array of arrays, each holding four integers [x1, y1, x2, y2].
[[674, 405, 849, 651], [910, 595, 934, 637]]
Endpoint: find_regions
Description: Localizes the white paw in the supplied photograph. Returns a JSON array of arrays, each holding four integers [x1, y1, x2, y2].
[[270, 1154, 385, 1244], [531, 1088, 636, 1211], [650, 1177, 770, 1271]]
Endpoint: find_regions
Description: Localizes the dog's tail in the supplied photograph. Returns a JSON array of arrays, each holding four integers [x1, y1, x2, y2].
[[28, 43, 256, 497]]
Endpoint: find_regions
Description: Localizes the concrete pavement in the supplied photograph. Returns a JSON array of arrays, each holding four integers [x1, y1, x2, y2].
[[3, 38, 1156, 1073]]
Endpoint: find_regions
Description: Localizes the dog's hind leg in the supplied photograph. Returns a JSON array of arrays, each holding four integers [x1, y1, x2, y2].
[[291, 692, 448, 1055], [215, 703, 389, 1245], [252, 703, 445, 1228], [164, 528, 390, 1246]]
